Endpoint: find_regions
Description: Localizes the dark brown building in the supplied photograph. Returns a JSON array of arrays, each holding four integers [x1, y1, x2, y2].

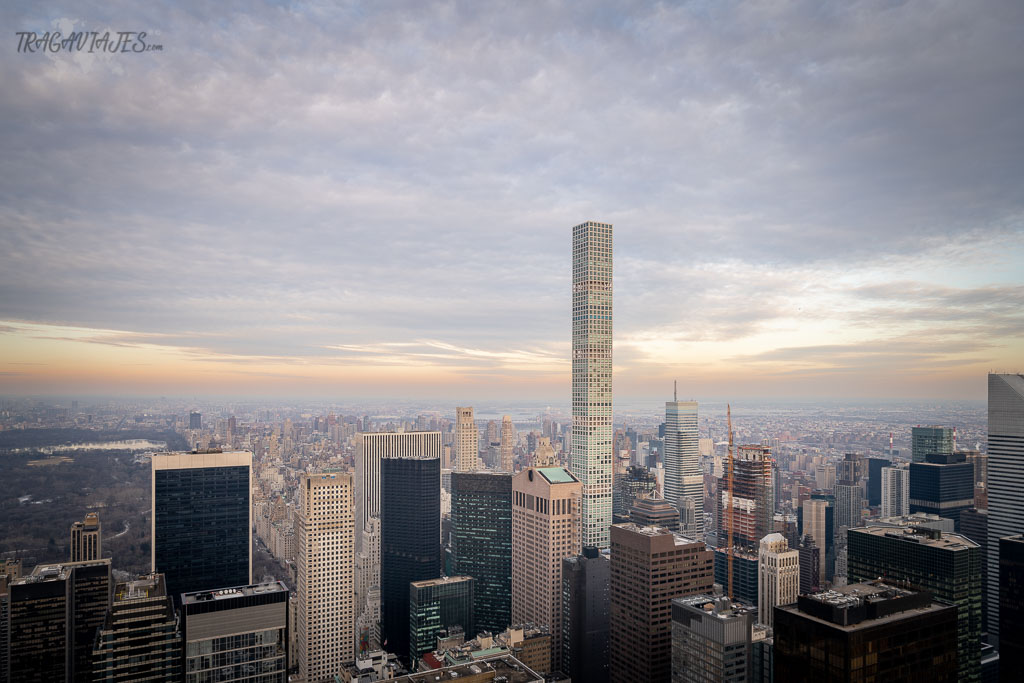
[[774, 581, 957, 682], [609, 524, 713, 682]]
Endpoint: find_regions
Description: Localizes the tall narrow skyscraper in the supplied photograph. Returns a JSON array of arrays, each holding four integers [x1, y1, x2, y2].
[[454, 407, 478, 473], [881, 465, 910, 518], [571, 220, 614, 549], [151, 451, 252, 601], [500, 415, 514, 472], [664, 392, 702, 538], [987, 373, 1024, 645], [356, 431, 442, 534], [297, 472, 355, 679], [758, 533, 799, 628], [69, 512, 101, 563]]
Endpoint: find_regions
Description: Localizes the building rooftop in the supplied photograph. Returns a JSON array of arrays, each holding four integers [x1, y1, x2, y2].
[[675, 593, 757, 620], [411, 575, 473, 589], [783, 581, 954, 630], [853, 525, 979, 551], [114, 573, 166, 601], [395, 654, 542, 683], [537, 467, 577, 484], [614, 523, 702, 545], [181, 580, 286, 604], [14, 564, 70, 585]]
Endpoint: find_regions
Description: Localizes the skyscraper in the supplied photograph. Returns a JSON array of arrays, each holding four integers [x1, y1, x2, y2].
[[988, 374, 1024, 645], [718, 445, 774, 550], [151, 450, 252, 601], [450, 471, 512, 635], [69, 512, 101, 563], [454, 407, 478, 473], [181, 582, 288, 683], [672, 592, 758, 683], [356, 431, 443, 535], [570, 220, 613, 549], [381, 456, 441, 665], [881, 465, 910, 518], [847, 525, 982, 682], [189, 411, 202, 430], [912, 425, 954, 463], [612, 465, 658, 523], [802, 499, 828, 582], [798, 534, 821, 594], [999, 535, 1024, 672], [297, 472, 355, 679], [630, 495, 681, 532], [609, 524, 714, 682], [664, 395, 702, 538], [408, 575, 475, 665], [511, 467, 582, 666], [909, 453, 974, 531], [757, 533, 799, 628], [867, 457, 891, 507], [561, 547, 610, 683], [500, 415, 514, 472]]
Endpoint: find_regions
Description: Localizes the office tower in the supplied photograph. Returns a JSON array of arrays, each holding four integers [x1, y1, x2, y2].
[[454, 407, 478, 473], [355, 516, 382, 654], [965, 450, 988, 489], [848, 526, 981, 682], [356, 431, 443, 535], [408, 576, 475, 665], [867, 457, 891, 507], [609, 524, 714, 682], [67, 560, 112, 683], [500, 415, 514, 472], [909, 453, 974, 530], [297, 472, 355, 679], [511, 467, 582, 666], [718, 445, 775, 550], [671, 592, 758, 682], [450, 471, 512, 635], [713, 548, 759, 607], [665, 396, 703, 538], [612, 465, 657, 523], [960, 507, 989, 629], [1000, 535, 1024, 674], [798, 535, 821, 594], [181, 582, 288, 683], [189, 411, 202, 430], [814, 462, 836, 491], [802, 499, 828, 582], [151, 451, 252, 600], [758, 533, 799, 627], [570, 220, 614, 549], [533, 436, 557, 467], [561, 547, 610, 683], [8, 564, 72, 682], [381, 456, 441, 665], [776, 582, 957, 680], [630, 495, 680, 532], [881, 465, 910, 517], [69, 512, 101, 563], [837, 452, 865, 487], [92, 573, 181, 682], [834, 483, 863, 530], [912, 425, 954, 463], [988, 374, 1024, 646]]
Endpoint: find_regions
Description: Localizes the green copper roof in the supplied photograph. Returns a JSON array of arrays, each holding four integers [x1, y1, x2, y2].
[[538, 467, 576, 484]]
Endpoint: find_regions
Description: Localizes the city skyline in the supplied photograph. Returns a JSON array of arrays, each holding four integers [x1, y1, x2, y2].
[[2, 1, 1023, 402]]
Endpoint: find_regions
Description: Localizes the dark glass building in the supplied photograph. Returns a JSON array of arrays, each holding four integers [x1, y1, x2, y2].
[[1000, 535, 1024, 677], [867, 457, 891, 507], [181, 582, 288, 683], [408, 575, 474, 665], [151, 451, 252, 602], [8, 565, 73, 682], [92, 573, 181, 682], [450, 471, 512, 635], [960, 507, 989, 630], [561, 547, 609, 683], [847, 525, 982, 682], [798, 535, 821, 594], [612, 465, 658, 523], [381, 456, 440, 665], [67, 560, 112, 683], [714, 548, 758, 607], [774, 582, 957, 682], [912, 425, 954, 464], [630, 496, 680, 532], [909, 453, 974, 531]]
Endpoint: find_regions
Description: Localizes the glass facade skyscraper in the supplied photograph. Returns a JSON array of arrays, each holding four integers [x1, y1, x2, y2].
[[408, 576, 475, 665], [571, 220, 613, 549], [664, 398, 702, 538], [912, 425, 954, 463], [450, 471, 512, 635], [151, 451, 252, 602]]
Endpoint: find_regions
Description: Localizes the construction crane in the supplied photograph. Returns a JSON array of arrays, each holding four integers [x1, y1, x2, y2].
[[727, 403, 735, 600]]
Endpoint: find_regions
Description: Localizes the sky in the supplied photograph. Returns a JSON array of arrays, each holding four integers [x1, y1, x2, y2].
[[1, 0, 1022, 401]]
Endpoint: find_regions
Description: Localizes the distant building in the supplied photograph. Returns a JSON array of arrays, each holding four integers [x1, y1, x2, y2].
[[847, 525, 981, 682], [511, 467, 581, 667], [909, 453, 974, 531], [714, 548, 759, 608], [356, 431, 442, 537], [181, 582, 288, 683], [69, 513, 101, 563], [92, 573, 181, 682], [798, 535, 821, 595], [664, 397, 703, 538], [612, 466, 658, 523], [866, 457, 891, 507], [758, 533, 799, 628], [912, 425, 953, 464], [610, 524, 714, 682], [450, 471, 512, 635], [671, 591, 758, 682], [500, 415, 514, 472], [151, 451, 252, 601], [880, 465, 909, 518], [297, 472, 355, 679], [987, 373, 1024, 645], [774, 582, 958, 681], [381, 456, 441, 666], [630, 495, 680, 532], [454, 407, 478, 472], [718, 445, 774, 551], [409, 576, 475, 666], [189, 411, 202, 430], [561, 547, 610, 683], [802, 499, 828, 582], [1000, 535, 1024, 676]]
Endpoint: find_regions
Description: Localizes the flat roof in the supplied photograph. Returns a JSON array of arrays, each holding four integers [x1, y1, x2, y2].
[[854, 525, 979, 551], [181, 581, 286, 604], [411, 575, 473, 588], [537, 467, 577, 484]]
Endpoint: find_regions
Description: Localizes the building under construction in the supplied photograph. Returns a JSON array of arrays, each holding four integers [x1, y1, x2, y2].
[[717, 445, 775, 552]]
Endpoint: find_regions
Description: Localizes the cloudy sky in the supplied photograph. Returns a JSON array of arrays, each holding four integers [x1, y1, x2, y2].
[[2, 0, 1022, 401]]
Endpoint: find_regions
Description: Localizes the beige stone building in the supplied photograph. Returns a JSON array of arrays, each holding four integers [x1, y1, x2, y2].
[[757, 532, 800, 627], [454, 407, 478, 472]]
